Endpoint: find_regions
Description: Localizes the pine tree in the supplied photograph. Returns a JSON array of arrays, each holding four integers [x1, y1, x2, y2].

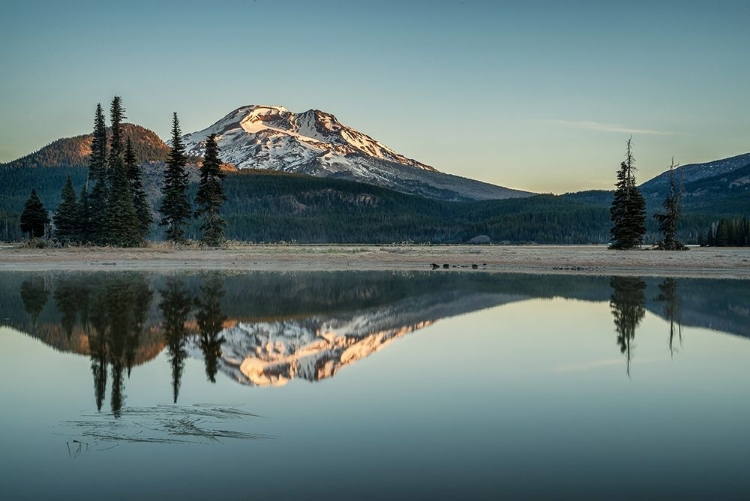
[[53, 174, 79, 243], [125, 137, 153, 240], [195, 134, 227, 246], [20, 188, 49, 239], [105, 97, 142, 246], [87, 104, 109, 244], [715, 219, 730, 247], [106, 158, 142, 247], [728, 219, 739, 246], [77, 185, 90, 244], [706, 226, 715, 247], [108, 96, 126, 185], [610, 138, 646, 250], [159, 113, 191, 243], [653, 158, 686, 250]]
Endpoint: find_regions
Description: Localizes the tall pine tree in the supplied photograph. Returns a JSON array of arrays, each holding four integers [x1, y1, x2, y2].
[[20, 188, 49, 239], [610, 138, 646, 250], [159, 113, 191, 243], [106, 160, 142, 247], [108, 96, 126, 185], [654, 158, 687, 250], [125, 137, 153, 240], [106, 96, 140, 246], [77, 185, 90, 244], [87, 104, 109, 244], [195, 134, 227, 246], [53, 174, 79, 243]]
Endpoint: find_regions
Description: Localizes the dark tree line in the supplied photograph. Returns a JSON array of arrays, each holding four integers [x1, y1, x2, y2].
[[32, 97, 153, 246], [19, 98, 226, 247], [698, 217, 750, 247]]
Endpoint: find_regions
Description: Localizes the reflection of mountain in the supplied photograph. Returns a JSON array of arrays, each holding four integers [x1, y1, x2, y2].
[[189, 290, 523, 387], [1, 271, 749, 394]]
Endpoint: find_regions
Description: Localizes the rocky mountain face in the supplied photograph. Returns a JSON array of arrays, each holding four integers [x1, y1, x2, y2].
[[182, 105, 531, 201]]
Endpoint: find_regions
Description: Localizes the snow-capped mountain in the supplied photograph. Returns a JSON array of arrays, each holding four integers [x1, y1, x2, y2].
[[186, 289, 525, 387], [182, 105, 530, 201]]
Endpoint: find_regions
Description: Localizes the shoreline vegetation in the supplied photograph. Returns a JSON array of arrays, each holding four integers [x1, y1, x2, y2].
[[1, 244, 749, 279]]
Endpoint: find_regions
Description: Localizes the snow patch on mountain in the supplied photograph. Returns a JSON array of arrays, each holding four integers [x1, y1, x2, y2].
[[186, 291, 526, 387], [181, 105, 531, 201]]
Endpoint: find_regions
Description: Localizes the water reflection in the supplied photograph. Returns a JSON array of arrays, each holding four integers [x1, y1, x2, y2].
[[655, 278, 683, 356], [194, 274, 227, 383], [20, 276, 49, 327], [609, 277, 647, 376], [49, 274, 154, 416], [2, 271, 749, 415], [159, 278, 192, 404]]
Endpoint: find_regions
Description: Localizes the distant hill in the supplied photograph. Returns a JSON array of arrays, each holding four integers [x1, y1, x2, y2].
[[0, 123, 170, 169], [640, 153, 750, 195]]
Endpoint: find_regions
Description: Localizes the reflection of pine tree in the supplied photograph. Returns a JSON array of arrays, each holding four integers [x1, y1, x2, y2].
[[104, 274, 152, 415], [160, 279, 192, 403], [609, 276, 646, 376], [107, 280, 131, 417], [53, 278, 80, 339], [48, 273, 153, 415], [195, 274, 227, 383], [655, 278, 682, 357], [89, 301, 109, 412], [128, 282, 152, 377], [20, 276, 49, 327]]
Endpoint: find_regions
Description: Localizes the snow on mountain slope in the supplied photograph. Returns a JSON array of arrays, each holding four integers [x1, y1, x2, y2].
[[182, 105, 531, 201], [186, 290, 526, 387]]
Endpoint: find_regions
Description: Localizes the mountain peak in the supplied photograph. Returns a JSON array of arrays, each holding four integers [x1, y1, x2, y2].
[[181, 104, 530, 201], [1, 123, 169, 169], [182, 104, 437, 173]]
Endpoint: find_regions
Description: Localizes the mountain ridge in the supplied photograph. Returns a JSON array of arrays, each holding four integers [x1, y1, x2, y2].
[[641, 152, 750, 194], [180, 104, 531, 202], [0, 123, 171, 169]]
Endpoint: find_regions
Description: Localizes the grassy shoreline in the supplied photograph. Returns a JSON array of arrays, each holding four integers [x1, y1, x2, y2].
[[1, 244, 749, 279]]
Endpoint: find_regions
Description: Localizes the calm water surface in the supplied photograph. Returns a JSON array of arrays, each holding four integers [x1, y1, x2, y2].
[[1, 271, 749, 500]]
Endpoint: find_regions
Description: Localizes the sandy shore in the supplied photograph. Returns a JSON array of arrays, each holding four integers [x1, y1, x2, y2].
[[1, 244, 749, 278]]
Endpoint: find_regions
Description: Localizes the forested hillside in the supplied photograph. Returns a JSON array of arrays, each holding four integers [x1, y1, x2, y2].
[[2, 167, 747, 244], [0, 124, 170, 169]]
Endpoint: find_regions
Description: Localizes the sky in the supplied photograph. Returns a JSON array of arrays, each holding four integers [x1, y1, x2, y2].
[[1, 0, 748, 193]]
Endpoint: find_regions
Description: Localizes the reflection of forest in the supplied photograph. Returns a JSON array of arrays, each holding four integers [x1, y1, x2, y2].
[[0, 271, 748, 412]]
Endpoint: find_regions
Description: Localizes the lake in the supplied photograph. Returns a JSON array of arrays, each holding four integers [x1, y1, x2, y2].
[[1, 270, 749, 500]]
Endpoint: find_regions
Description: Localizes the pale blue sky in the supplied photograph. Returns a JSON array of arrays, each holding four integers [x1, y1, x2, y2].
[[1, 0, 748, 193]]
